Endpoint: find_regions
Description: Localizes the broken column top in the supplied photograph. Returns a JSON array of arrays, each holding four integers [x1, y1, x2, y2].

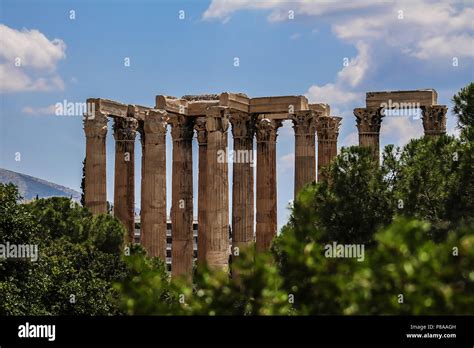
[[366, 89, 438, 108]]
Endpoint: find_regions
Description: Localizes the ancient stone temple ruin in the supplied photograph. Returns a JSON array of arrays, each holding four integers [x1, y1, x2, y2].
[[82, 89, 447, 279]]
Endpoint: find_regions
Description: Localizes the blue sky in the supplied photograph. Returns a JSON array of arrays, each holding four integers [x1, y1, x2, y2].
[[1, 0, 473, 228]]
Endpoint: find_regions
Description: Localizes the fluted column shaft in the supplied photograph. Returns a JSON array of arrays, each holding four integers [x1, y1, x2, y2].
[[113, 116, 138, 243], [316, 116, 342, 182], [170, 115, 194, 279], [291, 111, 317, 198], [140, 110, 168, 260], [354, 107, 384, 162], [195, 117, 208, 265], [205, 107, 230, 270], [230, 113, 255, 255], [83, 100, 108, 215], [422, 105, 447, 137], [255, 118, 282, 252]]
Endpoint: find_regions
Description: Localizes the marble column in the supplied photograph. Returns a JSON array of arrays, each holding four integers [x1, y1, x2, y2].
[[195, 117, 208, 265], [291, 111, 317, 198], [354, 107, 384, 162], [230, 112, 255, 255], [422, 105, 447, 137], [255, 118, 282, 252], [83, 100, 108, 215], [205, 107, 230, 271], [316, 116, 342, 182], [113, 112, 138, 243], [139, 110, 168, 260], [170, 115, 194, 279]]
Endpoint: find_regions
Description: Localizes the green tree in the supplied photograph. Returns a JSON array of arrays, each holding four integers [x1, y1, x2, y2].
[[452, 82, 474, 129], [383, 135, 474, 240], [115, 247, 291, 316], [0, 184, 128, 315], [290, 146, 393, 246]]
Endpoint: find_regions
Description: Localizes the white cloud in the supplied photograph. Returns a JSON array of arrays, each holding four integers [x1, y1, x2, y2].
[[203, 0, 381, 22], [380, 116, 424, 147], [305, 41, 368, 112], [0, 24, 66, 93], [21, 104, 57, 115], [306, 83, 360, 106], [205, 0, 474, 62], [204, 0, 473, 150]]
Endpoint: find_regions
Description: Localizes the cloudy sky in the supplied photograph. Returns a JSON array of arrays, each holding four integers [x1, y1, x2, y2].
[[1, 0, 473, 228]]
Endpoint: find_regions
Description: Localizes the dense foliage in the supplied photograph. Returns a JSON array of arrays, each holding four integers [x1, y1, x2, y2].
[[0, 187, 127, 315]]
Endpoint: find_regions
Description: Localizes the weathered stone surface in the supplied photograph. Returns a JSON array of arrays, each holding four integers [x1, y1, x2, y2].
[[250, 96, 308, 114], [113, 115, 138, 243], [195, 117, 208, 265], [83, 99, 108, 215], [316, 116, 342, 181], [169, 114, 195, 280], [255, 117, 282, 252], [205, 107, 230, 271], [92, 98, 153, 121], [291, 110, 317, 197], [182, 94, 220, 101], [421, 105, 447, 137], [354, 107, 384, 161], [366, 90, 437, 109], [309, 103, 330, 116], [230, 112, 255, 262], [219, 92, 250, 113], [139, 109, 168, 260]]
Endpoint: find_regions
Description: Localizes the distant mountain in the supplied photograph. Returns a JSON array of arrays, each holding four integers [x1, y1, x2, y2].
[[0, 168, 81, 202]]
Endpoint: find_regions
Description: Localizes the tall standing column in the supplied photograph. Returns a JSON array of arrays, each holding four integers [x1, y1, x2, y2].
[[354, 107, 384, 162], [195, 117, 208, 265], [230, 112, 255, 255], [291, 111, 317, 198], [140, 110, 168, 260], [83, 99, 108, 215], [316, 116, 342, 182], [255, 118, 282, 252], [422, 105, 447, 137], [113, 113, 138, 243], [170, 115, 194, 279], [205, 107, 230, 271]]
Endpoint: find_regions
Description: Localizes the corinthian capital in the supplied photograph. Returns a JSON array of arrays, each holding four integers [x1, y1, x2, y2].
[[290, 110, 318, 135], [230, 112, 254, 139], [255, 118, 282, 143], [316, 116, 342, 141], [113, 116, 138, 141], [205, 106, 229, 133], [421, 105, 447, 136], [169, 114, 194, 140], [194, 117, 208, 144], [354, 107, 384, 134]]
